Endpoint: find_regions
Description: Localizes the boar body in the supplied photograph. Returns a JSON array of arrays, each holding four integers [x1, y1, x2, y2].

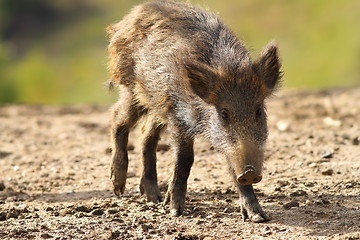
[[107, 0, 281, 223]]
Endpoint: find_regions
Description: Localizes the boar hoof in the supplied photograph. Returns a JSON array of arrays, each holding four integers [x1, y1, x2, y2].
[[111, 176, 126, 197], [111, 173, 127, 197], [249, 212, 270, 223], [241, 205, 270, 223], [164, 192, 186, 216], [170, 208, 181, 217], [169, 206, 188, 217], [144, 191, 163, 203], [113, 183, 125, 197], [111, 165, 128, 197], [140, 179, 162, 203]]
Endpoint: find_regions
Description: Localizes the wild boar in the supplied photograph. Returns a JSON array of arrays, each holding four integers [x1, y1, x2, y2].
[[107, 0, 282, 222]]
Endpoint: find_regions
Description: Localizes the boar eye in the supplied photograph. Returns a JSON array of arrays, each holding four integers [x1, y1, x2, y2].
[[221, 109, 230, 121]]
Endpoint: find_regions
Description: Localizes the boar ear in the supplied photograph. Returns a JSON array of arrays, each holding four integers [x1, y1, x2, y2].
[[183, 59, 218, 103], [253, 41, 282, 95]]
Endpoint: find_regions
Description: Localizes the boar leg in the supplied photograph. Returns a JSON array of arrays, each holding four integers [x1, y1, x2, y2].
[[237, 184, 270, 223], [110, 91, 144, 197], [140, 121, 164, 202], [165, 135, 194, 216]]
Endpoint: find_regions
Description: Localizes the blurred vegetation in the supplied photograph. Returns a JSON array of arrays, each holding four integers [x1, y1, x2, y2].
[[0, 0, 359, 104]]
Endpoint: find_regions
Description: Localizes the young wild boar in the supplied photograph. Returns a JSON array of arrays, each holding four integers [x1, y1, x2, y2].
[[107, 0, 282, 222]]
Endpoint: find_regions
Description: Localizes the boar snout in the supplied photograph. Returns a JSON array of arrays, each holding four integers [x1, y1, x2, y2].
[[237, 166, 262, 185], [231, 141, 264, 185]]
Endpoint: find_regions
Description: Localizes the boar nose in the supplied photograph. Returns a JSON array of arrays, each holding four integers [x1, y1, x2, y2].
[[237, 166, 262, 185]]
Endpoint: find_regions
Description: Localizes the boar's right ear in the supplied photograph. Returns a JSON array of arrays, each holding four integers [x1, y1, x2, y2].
[[253, 41, 282, 96], [183, 59, 218, 104]]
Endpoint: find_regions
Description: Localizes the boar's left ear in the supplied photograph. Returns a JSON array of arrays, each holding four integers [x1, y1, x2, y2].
[[183, 58, 218, 104], [253, 41, 282, 96]]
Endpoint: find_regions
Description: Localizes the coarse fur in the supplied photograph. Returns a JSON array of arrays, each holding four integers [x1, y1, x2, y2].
[[107, 0, 282, 222]]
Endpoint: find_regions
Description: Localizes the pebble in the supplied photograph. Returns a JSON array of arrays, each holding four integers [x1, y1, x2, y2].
[[12, 165, 20, 171], [323, 117, 341, 127], [109, 230, 121, 240], [321, 151, 333, 159], [0, 182, 5, 191], [91, 209, 104, 216], [40, 233, 53, 239], [74, 212, 87, 218], [59, 209, 73, 216], [140, 205, 150, 211], [263, 226, 272, 236], [0, 212, 6, 221], [0, 151, 12, 159], [141, 224, 153, 232], [223, 208, 233, 213], [75, 205, 91, 213], [104, 147, 112, 155], [277, 180, 289, 187], [304, 182, 315, 187], [6, 210, 20, 219], [308, 162, 318, 168], [345, 182, 356, 188], [107, 208, 119, 214], [290, 190, 307, 197], [315, 199, 331, 205], [45, 207, 54, 212], [283, 200, 300, 209], [276, 120, 290, 132], [321, 169, 334, 176], [111, 218, 124, 223], [196, 220, 205, 225]]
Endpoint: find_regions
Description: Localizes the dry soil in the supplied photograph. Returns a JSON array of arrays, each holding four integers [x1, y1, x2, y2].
[[0, 88, 359, 239]]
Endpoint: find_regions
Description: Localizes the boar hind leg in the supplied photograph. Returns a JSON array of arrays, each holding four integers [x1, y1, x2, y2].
[[237, 184, 270, 223], [165, 135, 194, 216], [110, 88, 144, 197], [140, 121, 164, 202]]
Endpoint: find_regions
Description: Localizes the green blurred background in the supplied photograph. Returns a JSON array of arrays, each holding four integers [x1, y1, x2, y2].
[[1, 0, 359, 104]]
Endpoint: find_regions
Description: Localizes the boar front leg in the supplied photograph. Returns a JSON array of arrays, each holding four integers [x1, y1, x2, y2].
[[165, 134, 194, 216], [140, 121, 164, 202], [110, 89, 144, 197], [237, 184, 270, 223]]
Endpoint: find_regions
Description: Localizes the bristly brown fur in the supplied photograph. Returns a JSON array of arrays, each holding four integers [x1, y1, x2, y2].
[[107, 0, 282, 222], [106, 0, 252, 87]]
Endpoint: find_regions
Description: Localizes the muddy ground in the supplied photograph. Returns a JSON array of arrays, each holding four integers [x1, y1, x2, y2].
[[0, 87, 359, 240]]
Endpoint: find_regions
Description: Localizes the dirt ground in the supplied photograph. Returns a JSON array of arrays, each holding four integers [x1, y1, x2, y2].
[[0, 87, 359, 240]]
